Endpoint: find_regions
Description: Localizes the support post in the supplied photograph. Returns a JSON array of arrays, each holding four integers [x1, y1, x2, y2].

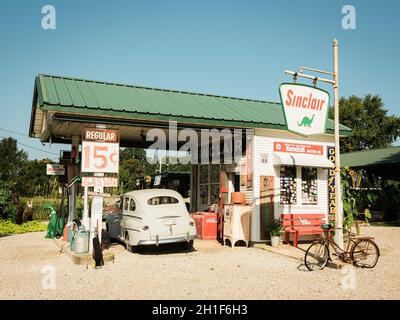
[[333, 39, 344, 249], [82, 186, 89, 230], [68, 135, 80, 223]]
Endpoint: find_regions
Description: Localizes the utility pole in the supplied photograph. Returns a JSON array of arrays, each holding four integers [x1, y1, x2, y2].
[[284, 39, 344, 249]]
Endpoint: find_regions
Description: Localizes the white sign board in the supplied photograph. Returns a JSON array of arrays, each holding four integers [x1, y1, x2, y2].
[[89, 195, 104, 252], [46, 164, 65, 175], [81, 176, 118, 188], [154, 175, 161, 186], [279, 83, 330, 136], [81, 141, 119, 173]]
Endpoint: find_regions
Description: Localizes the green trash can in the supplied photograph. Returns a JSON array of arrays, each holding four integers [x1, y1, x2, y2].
[[73, 225, 90, 254]]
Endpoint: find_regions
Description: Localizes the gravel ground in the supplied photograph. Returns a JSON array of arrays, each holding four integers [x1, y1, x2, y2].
[[0, 226, 399, 300]]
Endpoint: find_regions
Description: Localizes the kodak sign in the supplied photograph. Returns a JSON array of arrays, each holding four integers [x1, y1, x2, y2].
[[279, 83, 330, 136]]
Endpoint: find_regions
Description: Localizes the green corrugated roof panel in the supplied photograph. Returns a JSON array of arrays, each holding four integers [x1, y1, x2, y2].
[[341, 146, 400, 168], [35, 74, 352, 134]]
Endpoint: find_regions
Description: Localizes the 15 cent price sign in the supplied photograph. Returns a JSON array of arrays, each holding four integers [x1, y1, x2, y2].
[[81, 128, 120, 173]]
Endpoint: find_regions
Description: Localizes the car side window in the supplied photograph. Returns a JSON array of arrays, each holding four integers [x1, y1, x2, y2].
[[129, 199, 136, 212], [124, 197, 129, 211]]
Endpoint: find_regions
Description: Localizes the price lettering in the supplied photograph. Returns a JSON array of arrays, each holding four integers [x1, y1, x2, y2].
[[81, 141, 119, 173]]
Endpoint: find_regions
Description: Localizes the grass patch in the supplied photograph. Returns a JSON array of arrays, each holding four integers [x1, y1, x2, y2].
[[0, 220, 47, 236], [21, 197, 84, 221]]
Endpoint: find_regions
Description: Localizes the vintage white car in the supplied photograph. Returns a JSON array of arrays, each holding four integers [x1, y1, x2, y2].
[[107, 189, 197, 251]]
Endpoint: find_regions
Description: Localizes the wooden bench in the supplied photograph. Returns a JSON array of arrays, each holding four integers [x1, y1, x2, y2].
[[281, 214, 326, 247]]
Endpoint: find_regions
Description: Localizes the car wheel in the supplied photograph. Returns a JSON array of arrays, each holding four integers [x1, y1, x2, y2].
[[125, 233, 133, 252], [183, 240, 193, 251]]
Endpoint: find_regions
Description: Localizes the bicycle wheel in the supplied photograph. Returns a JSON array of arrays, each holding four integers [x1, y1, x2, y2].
[[305, 241, 329, 271], [350, 239, 380, 268]]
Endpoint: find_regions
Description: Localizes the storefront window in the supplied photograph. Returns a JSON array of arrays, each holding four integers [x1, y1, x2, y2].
[[301, 167, 318, 205], [210, 183, 220, 205], [200, 165, 208, 184], [199, 184, 209, 205], [210, 165, 220, 183], [199, 165, 209, 205], [198, 164, 220, 207], [280, 166, 297, 205]]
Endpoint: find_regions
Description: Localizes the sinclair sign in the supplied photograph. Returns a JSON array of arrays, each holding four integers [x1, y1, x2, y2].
[[279, 83, 330, 136]]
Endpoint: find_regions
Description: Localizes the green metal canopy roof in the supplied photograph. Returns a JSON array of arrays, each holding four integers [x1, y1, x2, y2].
[[30, 74, 352, 136], [341, 146, 400, 168], [341, 146, 400, 180]]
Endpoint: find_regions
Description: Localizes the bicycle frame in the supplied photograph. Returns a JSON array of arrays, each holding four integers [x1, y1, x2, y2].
[[319, 230, 360, 261]]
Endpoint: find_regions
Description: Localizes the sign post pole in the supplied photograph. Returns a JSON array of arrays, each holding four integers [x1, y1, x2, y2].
[[283, 39, 344, 249], [333, 39, 344, 249]]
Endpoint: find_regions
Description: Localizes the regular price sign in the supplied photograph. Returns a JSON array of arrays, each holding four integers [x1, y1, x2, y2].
[[81, 141, 119, 173], [279, 83, 330, 136]]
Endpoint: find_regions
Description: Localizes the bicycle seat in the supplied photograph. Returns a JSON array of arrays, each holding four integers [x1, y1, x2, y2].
[[321, 223, 333, 230]]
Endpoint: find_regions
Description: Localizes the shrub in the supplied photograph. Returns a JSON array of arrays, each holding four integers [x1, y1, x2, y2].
[[269, 219, 282, 237], [0, 220, 47, 235]]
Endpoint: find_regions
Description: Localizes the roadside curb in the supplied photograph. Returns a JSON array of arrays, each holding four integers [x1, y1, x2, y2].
[[53, 237, 115, 266]]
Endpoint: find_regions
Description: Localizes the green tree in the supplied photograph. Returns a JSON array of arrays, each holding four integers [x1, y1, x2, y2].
[[120, 148, 147, 162], [17, 159, 58, 197], [0, 181, 19, 223], [329, 95, 400, 153], [120, 147, 158, 176], [117, 158, 146, 193], [0, 137, 28, 184]]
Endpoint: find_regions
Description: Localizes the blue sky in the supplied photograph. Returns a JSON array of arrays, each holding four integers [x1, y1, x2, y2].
[[0, 0, 399, 159]]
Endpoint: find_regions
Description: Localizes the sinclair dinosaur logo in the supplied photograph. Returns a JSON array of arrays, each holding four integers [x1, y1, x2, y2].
[[279, 83, 330, 136], [298, 114, 315, 127]]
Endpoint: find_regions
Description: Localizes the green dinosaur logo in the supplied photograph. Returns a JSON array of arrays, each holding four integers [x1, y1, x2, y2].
[[297, 114, 315, 127]]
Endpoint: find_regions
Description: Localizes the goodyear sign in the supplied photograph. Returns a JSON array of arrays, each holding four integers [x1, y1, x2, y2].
[[327, 146, 336, 218]]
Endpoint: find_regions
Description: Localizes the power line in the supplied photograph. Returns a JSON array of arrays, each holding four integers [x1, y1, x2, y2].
[[0, 127, 29, 138]]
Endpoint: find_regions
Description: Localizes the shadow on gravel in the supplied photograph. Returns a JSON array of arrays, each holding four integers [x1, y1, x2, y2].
[[297, 263, 309, 272], [110, 239, 197, 255], [134, 242, 197, 255], [102, 230, 197, 255], [297, 258, 344, 272]]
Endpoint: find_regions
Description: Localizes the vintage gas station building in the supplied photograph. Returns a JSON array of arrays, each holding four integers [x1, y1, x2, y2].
[[29, 74, 352, 243]]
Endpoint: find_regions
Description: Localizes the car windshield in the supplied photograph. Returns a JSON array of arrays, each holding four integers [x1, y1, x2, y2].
[[147, 196, 179, 205]]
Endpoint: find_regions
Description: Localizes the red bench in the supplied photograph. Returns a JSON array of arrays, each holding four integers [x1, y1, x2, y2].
[[281, 214, 326, 247]]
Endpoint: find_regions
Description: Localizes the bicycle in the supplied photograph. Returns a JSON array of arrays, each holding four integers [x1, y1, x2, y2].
[[304, 223, 380, 271]]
